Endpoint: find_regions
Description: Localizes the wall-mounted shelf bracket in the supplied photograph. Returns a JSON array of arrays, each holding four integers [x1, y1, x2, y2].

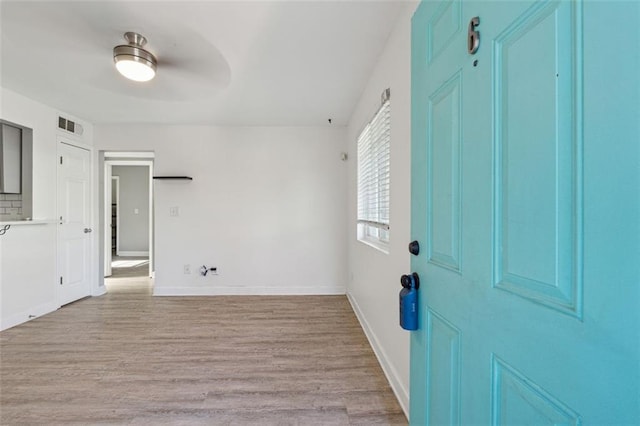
[[153, 176, 193, 180]]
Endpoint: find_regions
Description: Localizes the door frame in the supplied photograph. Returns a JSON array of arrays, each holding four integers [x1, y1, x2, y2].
[[104, 176, 120, 276], [103, 160, 154, 278], [112, 176, 120, 258], [57, 138, 93, 307]]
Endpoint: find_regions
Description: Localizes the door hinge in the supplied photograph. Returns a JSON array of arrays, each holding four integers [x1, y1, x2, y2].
[[60, 156, 63, 165], [60, 276, 63, 285]]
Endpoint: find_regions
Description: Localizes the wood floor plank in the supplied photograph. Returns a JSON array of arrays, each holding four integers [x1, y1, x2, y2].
[[0, 281, 406, 425]]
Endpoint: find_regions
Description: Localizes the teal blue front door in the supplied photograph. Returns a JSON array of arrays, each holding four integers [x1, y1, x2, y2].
[[410, 0, 639, 424]]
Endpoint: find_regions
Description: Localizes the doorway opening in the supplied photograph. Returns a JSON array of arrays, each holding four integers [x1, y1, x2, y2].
[[103, 158, 153, 294]]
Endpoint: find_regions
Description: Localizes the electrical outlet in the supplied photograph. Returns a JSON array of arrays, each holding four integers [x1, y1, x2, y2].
[[170, 206, 179, 217], [200, 266, 219, 276], [183, 264, 191, 274]]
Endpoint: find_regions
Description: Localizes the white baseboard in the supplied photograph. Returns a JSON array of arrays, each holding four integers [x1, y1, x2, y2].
[[153, 285, 346, 297], [116, 251, 149, 257], [347, 292, 409, 418], [0, 300, 59, 331], [93, 285, 107, 297]]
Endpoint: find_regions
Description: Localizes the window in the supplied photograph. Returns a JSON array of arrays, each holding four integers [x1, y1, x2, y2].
[[357, 88, 390, 251]]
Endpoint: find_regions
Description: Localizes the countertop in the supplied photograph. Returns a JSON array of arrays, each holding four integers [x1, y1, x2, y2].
[[0, 219, 57, 226]]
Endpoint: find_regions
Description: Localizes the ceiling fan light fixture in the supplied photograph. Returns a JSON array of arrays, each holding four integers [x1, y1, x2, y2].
[[113, 32, 157, 82]]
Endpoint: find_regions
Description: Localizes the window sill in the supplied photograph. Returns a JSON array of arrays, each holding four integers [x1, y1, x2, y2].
[[357, 236, 389, 255]]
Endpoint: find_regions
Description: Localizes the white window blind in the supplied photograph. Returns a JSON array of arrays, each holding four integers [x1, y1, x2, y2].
[[357, 89, 390, 249]]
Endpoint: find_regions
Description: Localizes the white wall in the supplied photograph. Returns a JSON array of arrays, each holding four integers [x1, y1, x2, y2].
[[1, 88, 58, 220], [94, 125, 347, 295], [0, 87, 94, 329], [346, 2, 417, 416], [112, 165, 149, 254]]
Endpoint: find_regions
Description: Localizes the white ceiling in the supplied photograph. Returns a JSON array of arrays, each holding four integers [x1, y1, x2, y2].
[[0, 1, 407, 126]]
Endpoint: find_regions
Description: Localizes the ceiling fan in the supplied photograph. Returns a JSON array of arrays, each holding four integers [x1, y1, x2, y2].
[[113, 32, 157, 82], [105, 25, 231, 101]]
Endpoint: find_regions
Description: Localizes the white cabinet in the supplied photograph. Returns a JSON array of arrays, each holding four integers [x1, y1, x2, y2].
[[0, 222, 58, 330]]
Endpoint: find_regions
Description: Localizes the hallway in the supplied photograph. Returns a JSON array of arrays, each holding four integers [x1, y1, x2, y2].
[[109, 254, 150, 279]]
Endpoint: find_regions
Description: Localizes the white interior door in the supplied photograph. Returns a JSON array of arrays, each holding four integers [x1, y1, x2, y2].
[[58, 142, 92, 305]]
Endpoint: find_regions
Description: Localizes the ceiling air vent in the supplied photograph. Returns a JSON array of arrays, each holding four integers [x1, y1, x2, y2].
[[58, 116, 84, 136]]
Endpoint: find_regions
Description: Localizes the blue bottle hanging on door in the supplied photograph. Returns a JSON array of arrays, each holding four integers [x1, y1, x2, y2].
[[400, 272, 419, 330]]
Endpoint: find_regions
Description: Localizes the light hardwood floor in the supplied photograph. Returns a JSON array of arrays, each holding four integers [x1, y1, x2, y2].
[[0, 278, 407, 425], [109, 255, 150, 278]]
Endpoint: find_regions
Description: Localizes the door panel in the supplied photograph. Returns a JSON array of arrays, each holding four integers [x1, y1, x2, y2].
[[427, 0, 462, 64], [427, 71, 462, 271], [426, 309, 461, 424], [492, 355, 580, 425], [58, 142, 91, 306], [410, 0, 639, 424], [492, 0, 581, 316]]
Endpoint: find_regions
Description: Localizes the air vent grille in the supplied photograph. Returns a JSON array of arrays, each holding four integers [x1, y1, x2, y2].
[[57, 116, 83, 135]]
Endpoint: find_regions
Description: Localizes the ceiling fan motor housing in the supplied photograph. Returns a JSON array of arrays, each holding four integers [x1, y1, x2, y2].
[[113, 32, 157, 81]]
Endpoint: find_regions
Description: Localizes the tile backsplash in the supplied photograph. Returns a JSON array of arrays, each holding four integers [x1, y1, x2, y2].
[[0, 193, 23, 219]]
